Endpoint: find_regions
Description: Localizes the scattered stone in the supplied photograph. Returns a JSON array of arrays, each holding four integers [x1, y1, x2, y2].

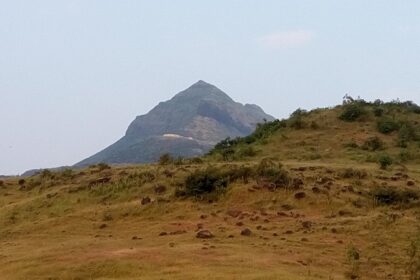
[[170, 230, 187, 235], [272, 233, 278, 236], [169, 242, 175, 248], [294, 192, 306, 199], [284, 230, 293, 234], [159, 232, 168, 236], [312, 187, 321, 194], [228, 234, 234, 238], [301, 238, 308, 242], [226, 209, 242, 218], [338, 210, 352, 216], [200, 214, 208, 219], [301, 221, 312, 229], [154, 184, 166, 194], [196, 230, 214, 239], [141, 197, 151, 205], [241, 228, 252, 236], [281, 204, 293, 211], [407, 180, 415, 186], [99, 224, 107, 229], [132, 236, 141, 240], [331, 228, 338, 234], [236, 222, 244, 227]]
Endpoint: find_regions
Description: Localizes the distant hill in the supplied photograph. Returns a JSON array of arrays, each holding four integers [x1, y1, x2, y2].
[[75, 81, 274, 167]]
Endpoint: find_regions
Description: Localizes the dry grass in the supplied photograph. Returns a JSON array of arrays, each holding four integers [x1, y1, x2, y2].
[[0, 160, 419, 280]]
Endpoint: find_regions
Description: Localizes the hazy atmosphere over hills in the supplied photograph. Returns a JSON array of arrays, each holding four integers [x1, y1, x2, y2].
[[1, 1, 420, 175], [76, 81, 274, 167]]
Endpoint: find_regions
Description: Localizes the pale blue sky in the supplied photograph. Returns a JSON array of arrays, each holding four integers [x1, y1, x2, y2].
[[1, 1, 419, 174]]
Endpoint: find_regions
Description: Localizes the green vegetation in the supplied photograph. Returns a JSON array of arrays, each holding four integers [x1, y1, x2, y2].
[[378, 154, 393, 169]]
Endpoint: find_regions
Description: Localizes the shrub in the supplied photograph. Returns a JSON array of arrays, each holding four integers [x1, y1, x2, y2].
[[97, 163, 111, 171], [377, 118, 400, 134], [237, 146, 257, 158], [255, 159, 290, 188], [18, 179, 25, 186], [184, 168, 228, 197], [40, 169, 53, 179], [189, 157, 204, 164], [0, 180, 4, 187], [339, 103, 367, 122], [339, 168, 368, 179], [407, 234, 420, 280], [224, 165, 254, 184], [398, 123, 416, 147], [159, 153, 173, 165], [378, 154, 393, 169], [343, 141, 359, 149], [399, 150, 413, 162], [372, 187, 419, 205], [373, 106, 384, 117], [362, 136, 384, 151]]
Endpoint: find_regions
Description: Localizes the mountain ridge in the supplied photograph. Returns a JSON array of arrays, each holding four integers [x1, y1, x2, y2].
[[75, 81, 274, 167]]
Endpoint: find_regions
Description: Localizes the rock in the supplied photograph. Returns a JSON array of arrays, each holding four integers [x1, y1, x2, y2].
[[99, 224, 107, 229], [312, 187, 321, 194], [159, 232, 168, 236], [200, 214, 208, 219], [226, 209, 242, 218], [236, 222, 244, 227], [196, 230, 214, 239], [241, 228, 252, 236], [170, 230, 187, 235], [154, 184, 167, 194], [301, 221, 312, 229], [294, 192, 306, 199], [141, 197, 151, 205], [407, 180, 415, 186]]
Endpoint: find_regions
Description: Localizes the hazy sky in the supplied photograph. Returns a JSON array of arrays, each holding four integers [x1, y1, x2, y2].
[[1, 1, 419, 174]]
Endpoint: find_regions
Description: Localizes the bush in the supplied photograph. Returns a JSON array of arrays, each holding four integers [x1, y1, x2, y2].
[[373, 106, 384, 117], [398, 123, 416, 147], [224, 165, 254, 184], [97, 163, 111, 171], [18, 179, 25, 186], [159, 153, 173, 165], [377, 118, 400, 134], [339, 104, 367, 122], [343, 141, 359, 149], [184, 168, 228, 197], [255, 159, 290, 188], [339, 168, 368, 179], [362, 136, 384, 151], [378, 154, 393, 169], [237, 146, 257, 158], [372, 187, 418, 205]]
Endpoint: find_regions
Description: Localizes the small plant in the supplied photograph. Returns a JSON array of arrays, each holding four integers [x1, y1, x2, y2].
[[377, 117, 400, 134], [373, 106, 384, 117], [184, 168, 228, 197], [378, 153, 393, 169], [361, 136, 384, 151], [372, 187, 418, 205], [345, 244, 361, 279], [97, 163, 111, 171], [255, 158, 290, 188], [18, 179, 25, 186], [237, 146, 257, 158], [159, 153, 173, 165], [339, 103, 367, 122], [339, 168, 367, 179], [343, 141, 359, 149], [407, 232, 420, 280]]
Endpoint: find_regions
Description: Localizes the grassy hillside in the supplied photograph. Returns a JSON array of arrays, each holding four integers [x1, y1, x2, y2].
[[1, 98, 419, 279]]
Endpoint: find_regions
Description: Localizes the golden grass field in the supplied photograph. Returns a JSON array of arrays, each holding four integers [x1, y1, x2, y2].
[[1, 105, 419, 279]]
